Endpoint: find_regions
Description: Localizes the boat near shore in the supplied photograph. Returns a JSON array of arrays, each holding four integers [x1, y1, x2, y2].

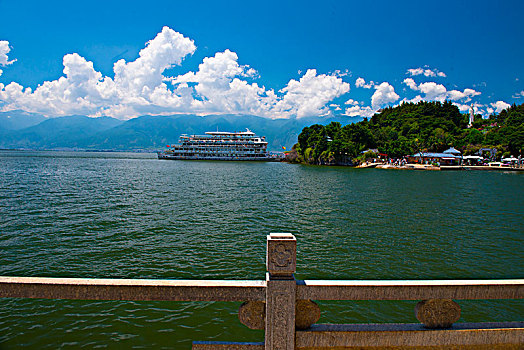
[[356, 162, 378, 169], [158, 129, 277, 161]]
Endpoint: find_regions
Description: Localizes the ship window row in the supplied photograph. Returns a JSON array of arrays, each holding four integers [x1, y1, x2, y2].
[[182, 139, 266, 144], [169, 152, 266, 156], [185, 137, 260, 139], [171, 151, 265, 154], [175, 147, 266, 151], [169, 150, 266, 154], [181, 143, 266, 146]]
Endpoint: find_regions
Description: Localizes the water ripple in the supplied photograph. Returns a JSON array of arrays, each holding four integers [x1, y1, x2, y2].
[[0, 151, 522, 348]]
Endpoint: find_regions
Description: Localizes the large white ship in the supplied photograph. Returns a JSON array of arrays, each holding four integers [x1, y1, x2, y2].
[[157, 129, 274, 161]]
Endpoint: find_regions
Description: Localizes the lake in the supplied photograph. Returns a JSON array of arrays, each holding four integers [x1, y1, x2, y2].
[[0, 150, 522, 348]]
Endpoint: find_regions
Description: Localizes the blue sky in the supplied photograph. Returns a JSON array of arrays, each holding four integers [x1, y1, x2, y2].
[[0, 0, 523, 119]]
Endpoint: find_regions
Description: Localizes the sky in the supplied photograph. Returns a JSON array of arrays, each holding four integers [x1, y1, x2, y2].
[[0, 0, 523, 120]]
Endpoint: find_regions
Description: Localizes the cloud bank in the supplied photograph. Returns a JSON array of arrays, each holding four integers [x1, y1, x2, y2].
[[0, 28, 349, 119], [0, 29, 514, 119], [403, 78, 481, 103]]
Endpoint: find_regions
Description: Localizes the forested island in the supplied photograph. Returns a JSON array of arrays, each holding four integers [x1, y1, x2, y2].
[[287, 101, 524, 165]]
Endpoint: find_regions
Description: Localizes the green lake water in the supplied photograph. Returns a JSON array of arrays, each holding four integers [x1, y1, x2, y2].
[[0, 150, 523, 348]]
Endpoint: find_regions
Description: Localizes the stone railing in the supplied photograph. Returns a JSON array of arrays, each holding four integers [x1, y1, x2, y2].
[[1, 233, 523, 349]]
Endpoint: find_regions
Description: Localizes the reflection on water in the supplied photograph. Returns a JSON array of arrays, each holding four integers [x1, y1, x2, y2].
[[0, 150, 523, 348]]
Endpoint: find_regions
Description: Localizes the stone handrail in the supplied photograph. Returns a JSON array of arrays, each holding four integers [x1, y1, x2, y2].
[[2, 277, 521, 301], [296, 279, 523, 300], [1, 233, 523, 349], [0, 277, 266, 301]]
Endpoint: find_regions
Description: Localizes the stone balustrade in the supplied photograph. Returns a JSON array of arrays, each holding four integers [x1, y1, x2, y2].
[[1, 233, 523, 349]]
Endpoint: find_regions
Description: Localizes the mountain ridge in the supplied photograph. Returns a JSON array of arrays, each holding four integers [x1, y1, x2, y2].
[[0, 113, 363, 151]]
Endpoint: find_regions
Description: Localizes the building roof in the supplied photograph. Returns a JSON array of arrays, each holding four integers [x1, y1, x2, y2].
[[411, 152, 460, 159], [443, 147, 461, 155], [361, 148, 379, 154]]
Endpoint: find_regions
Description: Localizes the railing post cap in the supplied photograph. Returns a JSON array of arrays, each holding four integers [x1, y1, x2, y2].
[[268, 232, 296, 240], [267, 233, 296, 278]]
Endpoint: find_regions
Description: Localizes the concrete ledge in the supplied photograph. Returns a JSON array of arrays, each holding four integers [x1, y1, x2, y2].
[[296, 322, 524, 349], [192, 341, 264, 349], [0, 277, 266, 302], [297, 279, 524, 300]]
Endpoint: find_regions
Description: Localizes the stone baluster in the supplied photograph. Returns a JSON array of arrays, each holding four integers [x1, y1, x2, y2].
[[265, 233, 297, 350]]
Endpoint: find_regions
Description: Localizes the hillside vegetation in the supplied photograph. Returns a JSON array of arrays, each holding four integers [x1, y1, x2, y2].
[[291, 101, 524, 165]]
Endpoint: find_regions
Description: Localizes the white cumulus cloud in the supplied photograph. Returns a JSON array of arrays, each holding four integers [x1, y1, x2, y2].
[[512, 90, 524, 99], [0, 28, 352, 119], [0, 53, 115, 115], [344, 81, 399, 117], [417, 82, 448, 100], [447, 88, 481, 101], [371, 82, 399, 109], [276, 69, 350, 118], [170, 49, 268, 114], [403, 79, 480, 103], [0, 41, 16, 67], [344, 99, 359, 105], [403, 78, 417, 90], [491, 100, 510, 114], [344, 105, 374, 118], [0, 40, 16, 77], [3, 29, 506, 120], [1, 27, 197, 117], [407, 66, 446, 78], [331, 69, 351, 77], [114, 26, 196, 97], [453, 103, 472, 113], [355, 77, 374, 89]]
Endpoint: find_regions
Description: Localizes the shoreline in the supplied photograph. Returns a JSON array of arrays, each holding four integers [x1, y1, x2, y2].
[[371, 163, 524, 172]]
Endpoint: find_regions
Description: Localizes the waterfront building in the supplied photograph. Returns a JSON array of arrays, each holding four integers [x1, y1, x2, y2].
[[462, 155, 484, 165], [408, 152, 461, 165], [407, 147, 463, 165]]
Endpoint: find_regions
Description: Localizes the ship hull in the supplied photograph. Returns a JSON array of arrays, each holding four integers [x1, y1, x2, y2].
[[157, 152, 277, 161]]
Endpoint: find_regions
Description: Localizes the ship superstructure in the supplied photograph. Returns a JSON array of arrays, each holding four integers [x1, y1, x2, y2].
[[158, 129, 272, 161]]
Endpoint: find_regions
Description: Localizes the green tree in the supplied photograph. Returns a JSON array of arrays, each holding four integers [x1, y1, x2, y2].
[[293, 101, 523, 165]]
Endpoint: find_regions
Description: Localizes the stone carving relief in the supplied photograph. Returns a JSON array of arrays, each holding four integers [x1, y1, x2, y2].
[[295, 299, 321, 330], [239, 299, 320, 331], [267, 235, 296, 277], [271, 244, 293, 268], [239, 301, 265, 330], [415, 298, 461, 328]]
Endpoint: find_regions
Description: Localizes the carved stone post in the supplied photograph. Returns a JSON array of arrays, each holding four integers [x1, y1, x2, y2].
[[265, 233, 297, 350]]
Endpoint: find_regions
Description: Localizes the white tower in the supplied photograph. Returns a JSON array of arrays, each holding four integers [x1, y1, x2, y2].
[[468, 105, 474, 128]]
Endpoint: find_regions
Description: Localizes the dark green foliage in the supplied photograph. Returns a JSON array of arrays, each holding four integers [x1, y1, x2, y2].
[[294, 101, 524, 164], [483, 103, 524, 155]]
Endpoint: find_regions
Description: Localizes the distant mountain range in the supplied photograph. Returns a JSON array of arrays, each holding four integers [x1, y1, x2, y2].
[[0, 111, 362, 151]]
